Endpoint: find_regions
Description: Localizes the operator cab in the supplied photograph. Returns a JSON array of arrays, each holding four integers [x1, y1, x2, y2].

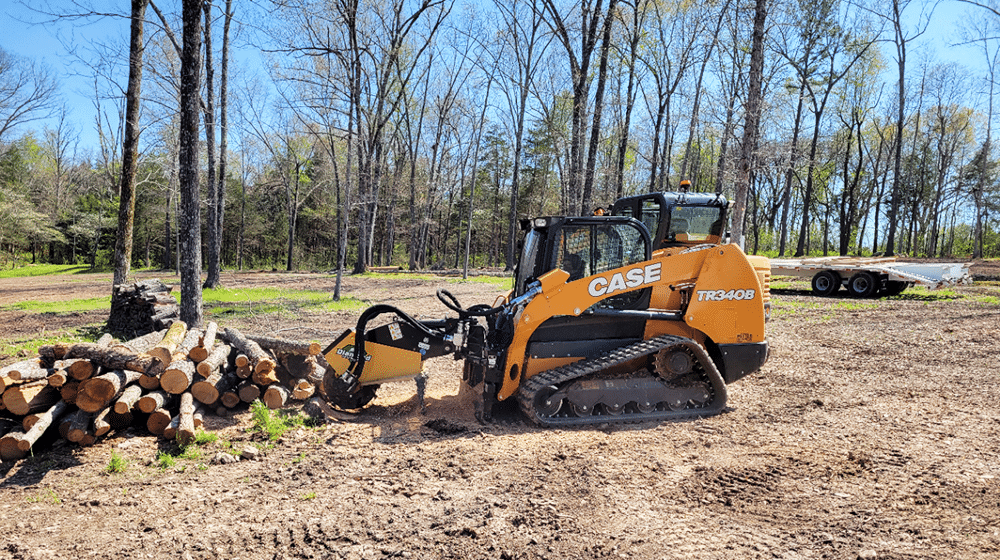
[[610, 191, 729, 250]]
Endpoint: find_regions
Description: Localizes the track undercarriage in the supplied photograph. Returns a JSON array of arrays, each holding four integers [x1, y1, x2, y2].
[[516, 334, 727, 427]]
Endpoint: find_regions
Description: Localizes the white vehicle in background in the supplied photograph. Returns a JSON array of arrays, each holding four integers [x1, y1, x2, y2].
[[769, 256, 972, 297]]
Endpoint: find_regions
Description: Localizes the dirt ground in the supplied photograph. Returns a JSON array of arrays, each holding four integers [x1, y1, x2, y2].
[[1, 261, 999, 559]]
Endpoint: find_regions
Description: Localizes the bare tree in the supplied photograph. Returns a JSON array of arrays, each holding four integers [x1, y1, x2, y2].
[[0, 47, 59, 143], [178, 0, 203, 327], [732, 0, 768, 249]]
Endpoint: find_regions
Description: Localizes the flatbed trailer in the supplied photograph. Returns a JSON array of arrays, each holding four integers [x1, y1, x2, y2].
[[769, 256, 973, 297]]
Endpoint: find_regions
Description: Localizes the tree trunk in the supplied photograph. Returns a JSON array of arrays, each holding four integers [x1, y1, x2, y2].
[[179, 0, 204, 327], [203, 0, 220, 289], [732, 0, 768, 249]]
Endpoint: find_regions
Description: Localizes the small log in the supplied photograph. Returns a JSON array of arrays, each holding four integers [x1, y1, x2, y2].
[[237, 380, 260, 403], [191, 369, 238, 405], [148, 320, 188, 365], [66, 359, 97, 381], [252, 367, 279, 387], [263, 384, 290, 409], [3, 358, 51, 382], [22, 413, 42, 431], [18, 401, 70, 452], [162, 414, 180, 439], [137, 390, 176, 414], [146, 408, 173, 436], [234, 354, 250, 368], [220, 390, 240, 409], [249, 335, 321, 356], [93, 406, 115, 437], [64, 343, 155, 373], [225, 327, 276, 376], [189, 321, 218, 362], [177, 392, 196, 445], [78, 433, 97, 447], [0, 428, 28, 462], [114, 384, 144, 414], [3, 380, 60, 416], [37, 343, 70, 362], [150, 304, 179, 327], [291, 380, 316, 401], [193, 404, 205, 428], [138, 373, 160, 390], [0, 373, 14, 393], [76, 369, 143, 413], [60, 380, 80, 404], [65, 410, 94, 443], [96, 333, 115, 347], [160, 359, 196, 394], [47, 369, 69, 388], [196, 343, 232, 377], [235, 362, 252, 379]]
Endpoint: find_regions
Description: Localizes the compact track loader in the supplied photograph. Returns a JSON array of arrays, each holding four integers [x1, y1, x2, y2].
[[322, 189, 770, 426]]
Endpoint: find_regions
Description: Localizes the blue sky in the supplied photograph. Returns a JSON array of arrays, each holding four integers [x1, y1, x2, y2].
[[0, 0, 991, 151]]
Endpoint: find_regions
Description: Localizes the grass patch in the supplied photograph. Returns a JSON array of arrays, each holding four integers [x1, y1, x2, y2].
[[358, 271, 436, 281], [301, 491, 317, 500], [972, 294, 1000, 305], [200, 286, 367, 319], [193, 430, 218, 445], [249, 400, 315, 441], [0, 264, 93, 278], [446, 275, 512, 288], [1, 296, 110, 314], [26, 488, 62, 504], [105, 451, 128, 474], [154, 451, 177, 470]]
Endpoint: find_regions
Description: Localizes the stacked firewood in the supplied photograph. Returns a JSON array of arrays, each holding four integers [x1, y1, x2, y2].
[[0, 321, 329, 462], [106, 280, 180, 338]]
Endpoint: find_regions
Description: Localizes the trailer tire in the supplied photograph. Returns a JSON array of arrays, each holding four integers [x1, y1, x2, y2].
[[848, 271, 880, 298], [884, 280, 908, 296], [811, 270, 841, 297]]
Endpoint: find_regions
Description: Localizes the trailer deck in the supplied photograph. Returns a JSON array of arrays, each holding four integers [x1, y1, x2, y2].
[[769, 256, 972, 297]]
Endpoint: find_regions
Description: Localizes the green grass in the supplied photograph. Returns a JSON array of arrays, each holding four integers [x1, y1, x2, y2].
[[301, 491, 317, 500], [446, 275, 512, 288], [0, 264, 93, 278], [200, 286, 368, 318], [193, 430, 218, 445], [249, 400, 316, 441], [104, 451, 128, 474], [154, 451, 177, 470], [1, 296, 110, 314], [26, 488, 62, 504]]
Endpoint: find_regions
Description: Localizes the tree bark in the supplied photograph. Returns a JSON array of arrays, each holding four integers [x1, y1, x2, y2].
[[189, 321, 218, 362], [192, 368, 237, 405], [196, 343, 231, 377], [161, 359, 196, 394], [179, 0, 204, 327], [65, 343, 155, 373], [149, 320, 189, 365], [177, 392, 196, 445], [18, 401, 69, 452], [115, 384, 144, 414], [76, 369, 143, 413]]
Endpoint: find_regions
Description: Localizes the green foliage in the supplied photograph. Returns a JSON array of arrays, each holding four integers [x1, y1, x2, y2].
[[26, 488, 61, 504], [154, 451, 177, 470], [300, 491, 317, 500], [105, 451, 128, 474], [249, 399, 314, 441], [194, 430, 218, 445]]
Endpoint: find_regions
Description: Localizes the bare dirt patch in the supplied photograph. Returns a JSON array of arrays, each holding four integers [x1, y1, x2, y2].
[[1, 265, 999, 559]]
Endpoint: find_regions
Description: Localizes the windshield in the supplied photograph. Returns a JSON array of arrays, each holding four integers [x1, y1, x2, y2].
[[515, 229, 542, 295], [669, 205, 725, 242]]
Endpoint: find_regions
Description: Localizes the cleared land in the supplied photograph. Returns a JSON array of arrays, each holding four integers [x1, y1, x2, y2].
[[0, 263, 999, 560]]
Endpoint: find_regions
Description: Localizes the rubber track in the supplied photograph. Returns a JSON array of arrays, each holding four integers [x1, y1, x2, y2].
[[516, 334, 727, 427]]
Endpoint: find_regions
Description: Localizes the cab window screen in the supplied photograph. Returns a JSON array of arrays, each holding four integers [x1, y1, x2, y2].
[[556, 222, 647, 284], [639, 200, 661, 237]]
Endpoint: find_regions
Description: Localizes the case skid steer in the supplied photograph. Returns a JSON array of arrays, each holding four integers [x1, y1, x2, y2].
[[322, 189, 771, 427]]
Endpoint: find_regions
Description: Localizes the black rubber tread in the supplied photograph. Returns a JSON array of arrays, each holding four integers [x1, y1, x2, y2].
[[516, 334, 727, 427], [811, 270, 840, 297]]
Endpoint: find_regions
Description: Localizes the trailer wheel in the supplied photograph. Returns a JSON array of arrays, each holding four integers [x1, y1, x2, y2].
[[848, 271, 880, 298], [883, 280, 908, 296], [811, 270, 841, 296]]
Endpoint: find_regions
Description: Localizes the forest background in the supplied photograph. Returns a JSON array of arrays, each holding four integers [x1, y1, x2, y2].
[[1, 0, 999, 305]]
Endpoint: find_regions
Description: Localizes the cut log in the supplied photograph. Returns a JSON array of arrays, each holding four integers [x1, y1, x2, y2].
[[189, 321, 218, 362], [138, 373, 160, 390], [47, 370, 69, 388], [177, 392, 196, 445], [162, 414, 180, 439], [146, 408, 173, 436], [193, 404, 205, 428], [0, 428, 28, 462], [225, 327, 276, 376], [60, 380, 80, 404], [235, 362, 252, 379], [0, 373, 14, 393], [4, 358, 52, 383], [249, 335, 321, 356], [76, 369, 143, 413], [64, 343, 155, 373], [137, 390, 176, 414], [96, 333, 115, 347], [114, 384, 144, 414], [291, 380, 316, 401], [65, 409, 94, 443], [237, 380, 260, 403], [22, 413, 42, 431], [220, 390, 240, 409], [252, 367, 279, 387], [192, 369, 238, 405], [113, 329, 167, 354], [234, 353, 250, 368], [3, 380, 60, 416], [65, 359, 97, 381], [160, 359, 196, 394], [37, 343, 70, 362], [280, 354, 324, 382], [263, 384, 290, 409], [18, 401, 69, 451], [195, 343, 232, 377], [148, 321, 188, 365]]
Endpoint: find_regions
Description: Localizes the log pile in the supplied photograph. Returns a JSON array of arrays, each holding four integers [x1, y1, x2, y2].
[[0, 321, 328, 462], [106, 280, 180, 338]]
